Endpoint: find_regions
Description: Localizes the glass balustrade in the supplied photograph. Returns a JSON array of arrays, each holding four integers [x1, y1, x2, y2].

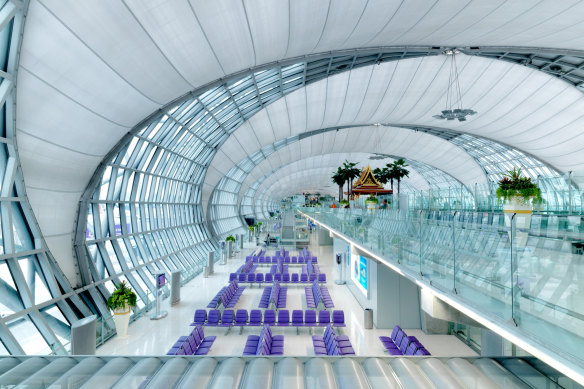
[[299, 206, 584, 368]]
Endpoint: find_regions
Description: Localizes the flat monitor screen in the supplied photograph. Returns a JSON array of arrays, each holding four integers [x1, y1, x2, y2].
[[157, 273, 165, 287]]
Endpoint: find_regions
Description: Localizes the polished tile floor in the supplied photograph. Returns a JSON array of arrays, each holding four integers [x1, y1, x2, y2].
[[97, 236, 477, 357]]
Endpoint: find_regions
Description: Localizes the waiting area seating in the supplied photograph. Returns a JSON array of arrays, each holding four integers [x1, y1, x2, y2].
[[305, 280, 334, 308], [242, 324, 284, 355], [191, 309, 346, 329], [312, 324, 355, 355], [230, 271, 326, 284], [167, 325, 216, 355], [258, 281, 287, 308], [207, 280, 246, 308], [379, 325, 430, 356]]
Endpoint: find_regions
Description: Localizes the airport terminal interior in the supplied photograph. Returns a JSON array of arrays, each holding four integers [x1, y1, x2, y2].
[[1, 0, 584, 387]]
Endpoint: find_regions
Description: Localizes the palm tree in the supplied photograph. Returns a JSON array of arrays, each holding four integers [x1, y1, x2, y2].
[[342, 160, 361, 199], [392, 158, 410, 194], [331, 168, 346, 202], [373, 167, 390, 185]]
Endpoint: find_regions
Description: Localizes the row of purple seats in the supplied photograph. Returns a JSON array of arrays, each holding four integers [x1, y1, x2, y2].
[[193, 309, 346, 328], [191, 309, 235, 327], [234, 272, 326, 284], [379, 325, 430, 355], [243, 324, 284, 355], [313, 324, 355, 356], [258, 286, 272, 308], [252, 256, 315, 264], [206, 286, 227, 308], [305, 280, 334, 308], [270, 281, 287, 308], [167, 325, 216, 355], [220, 280, 245, 308]]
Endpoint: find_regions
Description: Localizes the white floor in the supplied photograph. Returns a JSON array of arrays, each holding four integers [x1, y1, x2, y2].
[[97, 235, 477, 357]]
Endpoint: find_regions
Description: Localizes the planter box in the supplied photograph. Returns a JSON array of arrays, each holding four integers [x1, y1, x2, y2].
[[503, 197, 533, 246], [113, 304, 131, 338]]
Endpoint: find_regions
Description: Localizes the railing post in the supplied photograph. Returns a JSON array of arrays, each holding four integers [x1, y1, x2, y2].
[[510, 212, 519, 326], [452, 211, 458, 294]]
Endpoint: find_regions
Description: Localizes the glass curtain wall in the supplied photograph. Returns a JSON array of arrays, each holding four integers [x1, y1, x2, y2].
[[0, 2, 98, 356]]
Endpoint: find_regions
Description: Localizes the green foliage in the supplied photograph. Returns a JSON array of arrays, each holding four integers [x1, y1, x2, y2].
[[373, 167, 390, 185], [257, 222, 263, 225], [225, 235, 235, 242], [365, 195, 379, 203], [496, 168, 541, 201], [340, 199, 349, 205], [107, 280, 137, 311]]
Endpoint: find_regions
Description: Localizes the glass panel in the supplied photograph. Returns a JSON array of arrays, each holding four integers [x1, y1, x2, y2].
[[6, 314, 50, 355]]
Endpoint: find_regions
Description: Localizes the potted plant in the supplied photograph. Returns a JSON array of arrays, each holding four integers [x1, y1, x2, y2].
[[339, 199, 349, 208], [365, 195, 379, 210], [225, 235, 235, 242], [107, 280, 137, 338], [497, 168, 541, 243]]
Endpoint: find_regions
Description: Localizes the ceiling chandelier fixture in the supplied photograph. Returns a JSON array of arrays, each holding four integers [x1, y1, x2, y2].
[[433, 48, 477, 122]]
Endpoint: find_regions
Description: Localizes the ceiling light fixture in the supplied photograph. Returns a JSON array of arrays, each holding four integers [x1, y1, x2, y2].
[[433, 48, 477, 122]]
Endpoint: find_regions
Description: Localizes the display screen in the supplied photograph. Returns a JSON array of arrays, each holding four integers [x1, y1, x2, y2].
[[350, 252, 368, 297], [157, 273, 165, 287]]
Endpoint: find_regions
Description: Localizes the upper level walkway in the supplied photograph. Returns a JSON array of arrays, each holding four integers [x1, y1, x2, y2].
[[298, 207, 584, 384]]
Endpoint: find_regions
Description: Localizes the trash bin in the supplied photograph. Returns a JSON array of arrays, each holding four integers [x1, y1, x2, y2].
[[203, 266, 209, 278], [364, 308, 373, 329]]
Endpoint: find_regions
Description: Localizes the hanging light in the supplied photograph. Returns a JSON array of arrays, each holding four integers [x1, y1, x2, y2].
[[433, 49, 477, 122]]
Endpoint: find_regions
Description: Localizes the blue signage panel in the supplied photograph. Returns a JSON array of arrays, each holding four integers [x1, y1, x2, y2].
[[359, 256, 368, 291]]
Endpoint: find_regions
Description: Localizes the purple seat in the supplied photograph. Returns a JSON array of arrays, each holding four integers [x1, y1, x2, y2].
[[405, 340, 421, 355], [291, 273, 299, 283], [298, 256, 305, 263], [205, 309, 220, 326], [318, 273, 326, 283], [220, 309, 234, 327], [291, 310, 304, 327], [235, 310, 248, 326], [309, 274, 317, 282], [318, 310, 330, 326], [238, 273, 246, 282], [300, 273, 308, 282], [255, 273, 264, 283], [282, 273, 290, 283], [277, 310, 290, 326], [229, 273, 237, 282], [292, 256, 297, 263], [265, 256, 271, 262], [259, 257, 265, 263], [265, 273, 273, 283], [249, 310, 262, 326], [332, 310, 345, 327], [274, 273, 282, 281], [247, 273, 255, 283], [304, 310, 317, 327], [192, 309, 207, 326], [391, 325, 402, 342], [264, 309, 276, 326], [312, 256, 317, 263], [415, 347, 430, 355], [394, 329, 405, 347]]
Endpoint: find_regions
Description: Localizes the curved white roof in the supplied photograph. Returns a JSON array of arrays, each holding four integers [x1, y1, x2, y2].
[[15, 0, 584, 282]]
